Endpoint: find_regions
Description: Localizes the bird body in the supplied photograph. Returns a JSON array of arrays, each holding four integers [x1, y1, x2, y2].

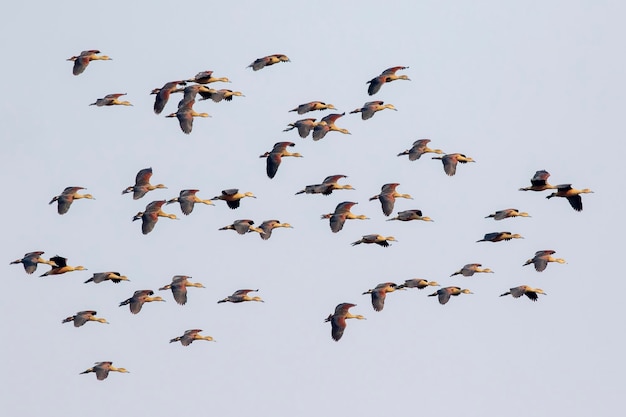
[[247, 54, 290, 71], [177, 84, 217, 108], [122, 168, 167, 200], [40, 256, 86, 276], [259, 142, 302, 179], [485, 208, 530, 220], [351, 234, 397, 247], [366, 66, 410, 95], [476, 232, 523, 243], [324, 201, 369, 233], [67, 50, 111, 75], [167, 189, 213, 215], [523, 250, 566, 272], [212, 189, 256, 209], [283, 118, 319, 138], [432, 153, 475, 176], [397, 139, 444, 160], [350, 101, 397, 120], [325, 303, 365, 341], [289, 101, 336, 115], [386, 209, 433, 222], [62, 310, 108, 327], [296, 175, 354, 196], [166, 99, 210, 134], [132, 200, 178, 235], [119, 290, 165, 314], [369, 183, 412, 216], [258, 220, 293, 240], [312, 113, 350, 140], [49, 186, 94, 215], [84, 272, 129, 284], [186, 70, 230, 84], [546, 184, 593, 212], [362, 282, 400, 311], [428, 287, 473, 305], [90, 93, 132, 106], [80, 362, 128, 381], [219, 219, 264, 235], [170, 329, 215, 346], [10, 251, 57, 274], [450, 263, 494, 277], [158, 275, 204, 305], [500, 285, 546, 301], [199, 89, 244, 103], [152, 81, 186, 114], [218, 289, 264, 303], [397, 279, 439, 290], [519, 170, 556, 191]]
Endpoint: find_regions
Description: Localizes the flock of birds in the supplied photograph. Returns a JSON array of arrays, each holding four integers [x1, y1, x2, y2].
[[9, 49, 596, 379]]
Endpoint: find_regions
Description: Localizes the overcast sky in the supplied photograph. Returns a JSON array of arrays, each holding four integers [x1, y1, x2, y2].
[[2, 1, 624, 416]]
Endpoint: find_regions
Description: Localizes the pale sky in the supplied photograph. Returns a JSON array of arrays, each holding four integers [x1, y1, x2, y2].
[[2, 1, 624, 416]]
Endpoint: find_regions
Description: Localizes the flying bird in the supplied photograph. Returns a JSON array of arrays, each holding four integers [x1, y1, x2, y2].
[[485, 208, 530, 220], [84, 272, 129, 284], [40, 256, 86, 277], [119, 290, 165, 314], [152, 81, 186, 114], [259, 142, 303, 179], [450, 263, 494, 277], [67, 50, 111, 75], [158, 275, 204, 305], [212, 189, 256, 209], [325, 303, 365, 341], [80, 362, 128, 381], [432, 153, 475, 176], [186, 70, 231, 84], [10, 251, 57, 274], [132, 200, 178, 235], [397, 139, 444, 161], [351, 234, 397, 247], [362, 282, 401, 311], [289, 101, 336, 115], [322, 201, 369, 233], [523, 250, 566, 272], [500, 286, 546, 301], [170, 329, 215, 346], [49, 186, 95, 215], [519, 170, 556, 191], [283, 118, 319, 138], [247, 54, 290, 71], [369, 183, 412, 216], [546, 184, 593, 212], [428, 287, 473, 305], [386, 209, 433, 222], [366, 66, 410, 95], [166, 99, 210, 134], [258, 220, 293, 240], [397, 279, 440, 290], [167, 189, 214, 215], [312, 113, 351, 141], [295, 175, 354, 196], [218, 289, 264, 304], [122, 167, 167, 200], [62, 311, 108, 327], [349, 101, 397, 120], [476, 232, 523, 243], [218, 219, 264, 235]]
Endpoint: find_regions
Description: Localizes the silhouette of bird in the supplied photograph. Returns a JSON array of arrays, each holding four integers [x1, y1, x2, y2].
[[428, 287, 473, 305], [397, 139, 444, 161], [283, 118, 319, 138], [247, 54, 290, 71], [170, 329, 215, 346], [218, 219, 264, 235], [80, 362, 128, 381], [350, 101, 397, 120], [84, 272, 129, 284], [119, 290, 165, 314], [62, 311, 108, 327], [362, 282, 401, 311], [218, 289, 264, 303], [186, 70, 230, 84], [158, 275, 204, 305], [166, 99, 210, 134], [450, 263, 494, 277], [476, 232, 523, 243], [132, 200, 178, 235], [366, 66, 410, 95], [212, 189, 256, 209], [323, 201, 369, 233], [49, 186, 95, 215], [152, 81, 186, 114], [10, 251, 57, 274], [485, 208, 531, 220], [432, 153, 475, 176], [500, 286, 546, 301], [295, 175, 354, 196], [89, 93, 132, 107], [199, 89, 244, 103], [523, 250, 566, 272], [258, 220, 293, 240], [167, 189, 214, 215], [386, 209, 433, 222], [369, 183, 412, 216], [351, 234, 397, 247], [519, 170, 556, 191], [67, 50, 111, 75], [325, 303, 365, 341], [397, 279, 440, 290], [40, 256, 86, 277], [312, 113, 351, 141], [289, 101, 336, 115], [546, 184, 594, 212], [122, 168, 167, 200], [259, 142, 303, 179]]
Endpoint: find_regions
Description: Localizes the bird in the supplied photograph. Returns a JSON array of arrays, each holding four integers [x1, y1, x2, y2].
[[158, 275, 204, 305], [219, 219, 264, 235], [289, 101, 336, 115], [40, 256, 86, 277], [151, 81, 186, 114], [397, 279, 440, 290], [176, 84, 217, 108], [212, 189, 256, 209], [67, 50, 111, 76], [362, 282, 401, 311], [158, 275, 203, 304], [62, 311, 108, 327], [500, 286, 547, 301], [10, 251, 57, 274], [199, 89, 244, 103], [351, 234, 397, 247], [218, 289, 264, 303], [258, 220, 293, 240], [397, 139, 444, 161], [349, 101, 397, 120], [428, 287, 473, 305], [366, 66, 410, 95], [119, 290, 165, 314], [369, 183, 413, 216], [49, 186, 95, 215], [432, 153, 475, 176], [312, 113, 351, 141], [170, 329, 215, 346], [167, 189, 214, 215], [323, 201, 369, 233], [386, 209, 433, 222], [485, 208, 531, 220], [89, 93, 132, 107], [166, 99, 210, 134], [476, 232, 523, 243], [122, 168, 167, 200], [546, 184, 594, 212], [283, 118, 319, 138], [84, 272, 129, 284], [259, 142, 303, 179], [325, 303, 365, 341], [132, 200, 178, 235], [523, 250, 566, 272], [295, 175, 354, 196], [80, 362, 129, 381], [186, 70, 231, 84], [247, 54, 290, 71], [450, 263, 494, 277], [519, 170, 556, 191]]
